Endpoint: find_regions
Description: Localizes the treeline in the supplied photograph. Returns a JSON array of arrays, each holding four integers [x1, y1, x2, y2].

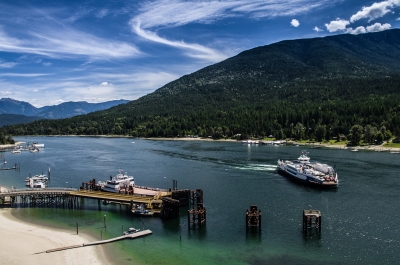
[[0, 132, 15, 145], [2, 96, 399, 142]]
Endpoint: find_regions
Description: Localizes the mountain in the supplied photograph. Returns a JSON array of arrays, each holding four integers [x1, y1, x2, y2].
[[0, 99, 129, 126], [2, 29, 400, 138], [0, 98, 47, 116], [35, 100, 130, 119]]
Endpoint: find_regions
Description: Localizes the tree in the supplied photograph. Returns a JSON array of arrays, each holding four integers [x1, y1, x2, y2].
[[348, 125, 363, 146], [315, 125, 326, 142], [363, 125, 377, 144]]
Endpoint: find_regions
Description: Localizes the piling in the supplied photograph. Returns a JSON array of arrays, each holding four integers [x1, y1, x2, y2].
[[245, 205, 261, 230], [302, 209, 321, 234]]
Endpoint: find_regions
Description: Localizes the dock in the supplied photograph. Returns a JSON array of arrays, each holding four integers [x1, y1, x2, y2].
[[45, 229, 152, 253]]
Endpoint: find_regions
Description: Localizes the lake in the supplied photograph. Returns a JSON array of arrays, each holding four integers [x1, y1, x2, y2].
[[3, 136, 399, 265]]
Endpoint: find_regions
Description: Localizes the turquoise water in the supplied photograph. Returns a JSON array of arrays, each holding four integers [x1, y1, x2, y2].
[[3, 136, 400, 264]]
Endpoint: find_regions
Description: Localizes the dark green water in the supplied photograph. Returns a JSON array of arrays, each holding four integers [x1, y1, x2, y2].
[[3, 136, 400, 264]]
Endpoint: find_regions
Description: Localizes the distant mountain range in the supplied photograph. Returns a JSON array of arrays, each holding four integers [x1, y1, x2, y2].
[[0, 98, 129, 126]]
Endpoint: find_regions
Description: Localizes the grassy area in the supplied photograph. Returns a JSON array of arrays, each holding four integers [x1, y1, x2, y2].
[[383, 142, 400, 148]]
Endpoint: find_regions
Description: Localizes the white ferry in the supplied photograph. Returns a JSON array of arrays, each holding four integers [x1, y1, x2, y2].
[[277, 151, 338, 187], [98, 170, 134, 193]]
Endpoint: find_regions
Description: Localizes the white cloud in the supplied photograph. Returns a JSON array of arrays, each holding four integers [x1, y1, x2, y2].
[[100, 81, 112, 86], [346, 26, 367, 34], [350, 1, 393, 22], [325, 18, 350, 32], [313, 26, 323, 32], [291, 19, 300, 27], [366, 22, 391, 32], [43, 62, 52, 67]]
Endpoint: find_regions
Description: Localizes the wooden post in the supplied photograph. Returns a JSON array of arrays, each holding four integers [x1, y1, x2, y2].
[[76, 222, 78, 234], [104, 215, 106, 228]]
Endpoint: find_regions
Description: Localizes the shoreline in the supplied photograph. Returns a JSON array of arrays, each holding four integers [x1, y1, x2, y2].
[[0, 187, 113, 265], [7, 135, 400, 152]]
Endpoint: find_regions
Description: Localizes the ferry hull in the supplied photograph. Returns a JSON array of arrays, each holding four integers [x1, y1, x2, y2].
[[277, 167, 338, 188]]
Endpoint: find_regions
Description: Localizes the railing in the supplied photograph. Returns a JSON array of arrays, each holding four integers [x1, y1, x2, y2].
[[0, 187, 78, 193]]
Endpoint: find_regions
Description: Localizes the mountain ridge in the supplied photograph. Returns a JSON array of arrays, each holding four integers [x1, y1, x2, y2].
[[2, 29, 400, 138]]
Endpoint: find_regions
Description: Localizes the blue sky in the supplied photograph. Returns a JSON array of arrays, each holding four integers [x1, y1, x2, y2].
[[0, 0, 399, 107]]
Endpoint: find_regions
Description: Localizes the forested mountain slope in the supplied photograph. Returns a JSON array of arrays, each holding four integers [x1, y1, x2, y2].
[[2, 29, 400, 140]]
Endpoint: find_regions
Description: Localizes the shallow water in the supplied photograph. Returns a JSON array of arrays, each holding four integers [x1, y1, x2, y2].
[[4, 136, 400, 264]]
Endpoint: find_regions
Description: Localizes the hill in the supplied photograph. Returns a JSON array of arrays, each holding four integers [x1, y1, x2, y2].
[[2, 29, 400, 140]]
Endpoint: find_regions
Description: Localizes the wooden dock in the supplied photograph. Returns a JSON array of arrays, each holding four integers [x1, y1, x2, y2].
[[45, 229, 152, 253]]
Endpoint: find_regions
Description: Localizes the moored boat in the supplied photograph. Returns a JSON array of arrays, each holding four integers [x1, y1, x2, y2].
[[123, 227, 140, 235], [277, 151, 338, 188]]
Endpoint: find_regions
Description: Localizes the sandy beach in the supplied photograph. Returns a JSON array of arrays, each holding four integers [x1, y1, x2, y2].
[[0, 187, 112, 265]]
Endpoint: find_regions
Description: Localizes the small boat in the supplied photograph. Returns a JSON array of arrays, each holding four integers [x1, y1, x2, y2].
[[11, 149, 21, 154], [351, 148, 359, 152], [277, 151, 339, 188], [123, 227, 140, 235], [131, 204, 154, 216]]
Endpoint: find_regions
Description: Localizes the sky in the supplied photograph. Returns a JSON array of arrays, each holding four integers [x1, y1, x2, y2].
[[0, 0, 399, 107]]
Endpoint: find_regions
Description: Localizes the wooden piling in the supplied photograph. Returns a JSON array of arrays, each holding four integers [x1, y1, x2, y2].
[[245, 205, 261, 231], [302, 209, 321, 234]]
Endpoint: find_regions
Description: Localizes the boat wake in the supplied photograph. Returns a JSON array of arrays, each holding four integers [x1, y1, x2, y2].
[[235, 164, 277, 172]]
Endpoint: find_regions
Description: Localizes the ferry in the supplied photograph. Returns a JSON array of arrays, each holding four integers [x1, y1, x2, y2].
[[25, 174, 49, 188], [97, 169, 134, 193], [277, 151, 338, 188]]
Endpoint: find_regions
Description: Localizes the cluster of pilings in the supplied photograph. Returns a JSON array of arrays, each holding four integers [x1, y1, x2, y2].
[[160, 197, 180, 220], [187, 189, 206, 228], [303, 209, 322, 234], [245, 205, 262, 230], [80, 179, 97, 191]]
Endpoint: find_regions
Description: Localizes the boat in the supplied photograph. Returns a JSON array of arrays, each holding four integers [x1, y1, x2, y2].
[[277, 151, 339, 188], [351, 148, 359, 152], [97, 169, 135, 193], [123, 227, 140, 235], [11, 148, 21, 154], [131, 204, 155, 216]]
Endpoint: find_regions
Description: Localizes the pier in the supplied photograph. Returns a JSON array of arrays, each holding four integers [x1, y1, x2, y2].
[[45, 229, 152, 253]]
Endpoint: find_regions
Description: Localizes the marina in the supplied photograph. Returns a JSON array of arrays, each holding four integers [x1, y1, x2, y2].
[[0, 136, 399, 265]]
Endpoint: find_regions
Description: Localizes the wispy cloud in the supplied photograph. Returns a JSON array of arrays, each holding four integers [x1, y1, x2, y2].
[[313, 26, 323, 32], [130, 0, 339, 62], [0, 61, 18, 68], [131, 20, 227, 63], [0, 27, 141, 60]]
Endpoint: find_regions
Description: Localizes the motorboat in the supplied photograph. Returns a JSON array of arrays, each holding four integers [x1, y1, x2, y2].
[[123, 227, 140, 235], [277, 151, 338, 188], [131, 204, 154, 216]]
